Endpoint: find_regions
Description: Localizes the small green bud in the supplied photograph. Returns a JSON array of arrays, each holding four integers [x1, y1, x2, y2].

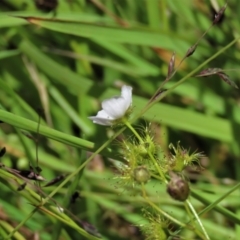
[[138, 140, 156, 157], [137, 143, 149, 156], [133, 166, 150, 183], [167, 175, 190, 201], [136, 126, 157, 158], [169, 142, 203, 172]]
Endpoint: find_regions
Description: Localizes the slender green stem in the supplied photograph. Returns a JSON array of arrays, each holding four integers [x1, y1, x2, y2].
[[0, 221, 25, 240], [146, 16, 214, 107], [173, 183, 240, 237], [141, 183, 147, 198], [186, 199, 210, 240], [191, 189, 240, 224], [40, 127, 126, 205], [184, 202, 206, 240], [8, 126, 127, 237], [140, 182, 186, 228], [198, 182, 240, 217], [140, 176, 205, 239], [123, 119, 144, 144], [6, 208, 38, 239], [192, 183, 240, 224], [137, 37, 240, 120]]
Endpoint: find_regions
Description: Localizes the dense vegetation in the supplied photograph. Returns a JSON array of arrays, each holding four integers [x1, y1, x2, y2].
[[0, 1, 240, 239]]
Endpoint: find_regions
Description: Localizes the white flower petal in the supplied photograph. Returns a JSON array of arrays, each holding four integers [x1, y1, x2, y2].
[[88, 116, 113, 126], [102, 85, 132, 118], [88, 110, 114, 125], [94, 109, 113, 119], [121, 85, 132, 109], [89, 85, 132, 126], [102, 97, 125, 118]]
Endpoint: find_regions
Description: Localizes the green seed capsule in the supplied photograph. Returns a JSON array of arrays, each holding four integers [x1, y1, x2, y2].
[[133, 166, 150, 184]]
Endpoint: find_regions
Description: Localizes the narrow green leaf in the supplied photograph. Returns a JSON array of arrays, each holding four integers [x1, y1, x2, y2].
[[0, 50, 20, 59], [19, 16, 189, 51], [0, 110, 94, 150]]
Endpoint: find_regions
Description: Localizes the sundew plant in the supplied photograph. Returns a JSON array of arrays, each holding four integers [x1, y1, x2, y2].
[[0, 1, 240, 240]]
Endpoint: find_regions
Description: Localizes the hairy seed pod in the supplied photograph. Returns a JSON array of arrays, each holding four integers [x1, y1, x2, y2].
[[133, 166, 150, 183], [167, 175, 190, 201]]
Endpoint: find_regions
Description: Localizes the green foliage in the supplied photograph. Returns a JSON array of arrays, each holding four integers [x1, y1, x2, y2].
[[0, 0, 240, 239]]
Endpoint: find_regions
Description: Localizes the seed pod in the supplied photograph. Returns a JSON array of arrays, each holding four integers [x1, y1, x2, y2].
[[44, 174, 65, 187], [213, 4, 227, 25], [185, 45, 197, 57], [19, 170, 45, 181], [133, 166, 150, 184], [196, 68, 223, 77], [167, 175, 190, 201], [167, 52, 175, 78], [217, 72, 238, 89]]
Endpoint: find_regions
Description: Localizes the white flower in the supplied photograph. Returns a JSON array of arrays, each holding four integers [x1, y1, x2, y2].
[[89, 85, 132, 126]]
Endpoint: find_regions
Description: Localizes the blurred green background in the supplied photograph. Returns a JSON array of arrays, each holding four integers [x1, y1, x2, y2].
[[0, 0, 240, 239]]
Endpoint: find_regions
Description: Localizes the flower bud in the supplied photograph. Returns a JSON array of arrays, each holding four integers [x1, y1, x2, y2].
[[186, 45, 197, 57], [169, 142, 203, 172], [213, 4, 227, 25], [167, 175, 190, 201], [133, 166, 150, 184]]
